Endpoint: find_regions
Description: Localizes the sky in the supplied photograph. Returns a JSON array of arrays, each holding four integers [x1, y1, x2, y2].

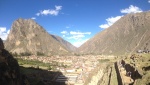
[[0, 0, 150, 47]]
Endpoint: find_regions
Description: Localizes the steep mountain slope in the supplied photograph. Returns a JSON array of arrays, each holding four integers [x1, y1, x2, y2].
[[51, 35, 77, 52], [79, 11, 150, 55], [0, 38, 29, 85], [5, 18, 75, 55]]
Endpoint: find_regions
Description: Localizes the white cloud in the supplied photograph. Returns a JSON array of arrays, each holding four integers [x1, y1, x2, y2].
[[0, 27, 10, 40], [62, 35, 65, 37], [61, 31, 91, 40], [70, 31, 91, 35], [67, 31, 91, 40], [7, 30, 10, 34], [99, 16, 122, 29], [31, 17, 36, 19], [72, 39, 89, 47], [36, 13, 40, 16], [55, 5, 62, 10], [106, 16, 123, 25], [121, 5, 143, 14], [61, 31, 68, 34], [0, 27, 6, 32], [99, 5, 143, 29], [148, 0, 150, 3], [41, 9, 58, 15], [99, 24, 109, 29], [67, 34, 85, 40], [61, 31, 91, 47], [36, 5, 62, 16]]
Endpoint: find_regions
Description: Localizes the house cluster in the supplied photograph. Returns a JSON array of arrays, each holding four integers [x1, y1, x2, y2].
[[19, 55, 115, 85], [137, 49, 150, 53]]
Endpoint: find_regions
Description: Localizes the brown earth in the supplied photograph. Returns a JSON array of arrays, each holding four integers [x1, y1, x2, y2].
[[79, 11, 150, 55]]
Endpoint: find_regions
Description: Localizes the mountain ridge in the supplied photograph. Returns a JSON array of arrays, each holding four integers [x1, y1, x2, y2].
[[79, 11, 150, 55], [51, 34, 77, 52], [5, 18, 76, 55]]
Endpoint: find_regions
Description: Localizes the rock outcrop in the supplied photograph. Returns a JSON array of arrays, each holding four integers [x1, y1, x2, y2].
[[0, 38, 29, 85], [5, 18, 76, 56]]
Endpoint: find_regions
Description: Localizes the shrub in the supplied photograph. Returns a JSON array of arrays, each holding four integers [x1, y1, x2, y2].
[[47, 66, 52, 70], [20, 52, 32, 56], [10, 52, 19, 57], [37, 52, 45, 56]]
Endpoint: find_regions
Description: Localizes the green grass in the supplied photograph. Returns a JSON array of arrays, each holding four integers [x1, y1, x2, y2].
[[135, 72, 150, 85], [16, 58, 68, 71], [110, 65, 118, 85], [17, 58, 51, 67]]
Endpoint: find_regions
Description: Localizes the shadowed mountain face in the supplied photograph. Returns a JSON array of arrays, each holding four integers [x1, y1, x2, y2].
[[79, 11, 150, 55], [0, 38, 29, 85], [5, 18, 76, 55]]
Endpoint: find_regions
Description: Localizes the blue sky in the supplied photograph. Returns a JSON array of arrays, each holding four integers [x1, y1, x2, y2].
[[0, 0, 150, 47]]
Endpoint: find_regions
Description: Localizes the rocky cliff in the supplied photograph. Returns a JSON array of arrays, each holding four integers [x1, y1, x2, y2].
[[0, 38, 29, 85], [5, 18, 76, 56]]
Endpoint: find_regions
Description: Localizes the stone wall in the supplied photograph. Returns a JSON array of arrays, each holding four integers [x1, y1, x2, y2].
[[88, 69, 104, 85], [99, 67, 112, 85], [116, 59, 142, 85]]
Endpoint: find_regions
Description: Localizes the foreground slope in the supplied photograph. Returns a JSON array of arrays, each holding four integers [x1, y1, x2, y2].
[[79, 11, 150, 55], [5, 18, 75, 55], [0, 38, 29, 85]]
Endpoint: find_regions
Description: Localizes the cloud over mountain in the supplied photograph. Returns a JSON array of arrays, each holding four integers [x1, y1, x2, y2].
[[99, 5, 142, 29], [60, 30, 91, 47], [36, 5, 62, 16], [121, 5, 143, 14], [99, 16, 122, 29], [31, 17, 36, 19], [0, 27, 10, 40]]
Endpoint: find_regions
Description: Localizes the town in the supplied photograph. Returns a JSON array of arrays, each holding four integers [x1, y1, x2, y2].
[[17, 55, 115, 85]]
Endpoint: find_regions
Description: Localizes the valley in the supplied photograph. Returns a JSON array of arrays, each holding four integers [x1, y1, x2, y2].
[[14, 53, 150, 85], [0, 7, 150, 85], [16, 55, 115, 85]]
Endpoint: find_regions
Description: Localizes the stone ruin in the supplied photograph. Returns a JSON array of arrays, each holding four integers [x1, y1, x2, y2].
[[117, 59, 142, 85]]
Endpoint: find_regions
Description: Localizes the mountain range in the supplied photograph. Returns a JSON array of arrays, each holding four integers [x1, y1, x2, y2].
[[4, 11, 150, 55]]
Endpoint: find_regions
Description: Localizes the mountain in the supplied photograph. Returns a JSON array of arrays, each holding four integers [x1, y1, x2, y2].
[[0, 38, 29, 85], [5, 18, 76, 56], [79, 11, 150, 55], [51, 35, 77, 52]]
